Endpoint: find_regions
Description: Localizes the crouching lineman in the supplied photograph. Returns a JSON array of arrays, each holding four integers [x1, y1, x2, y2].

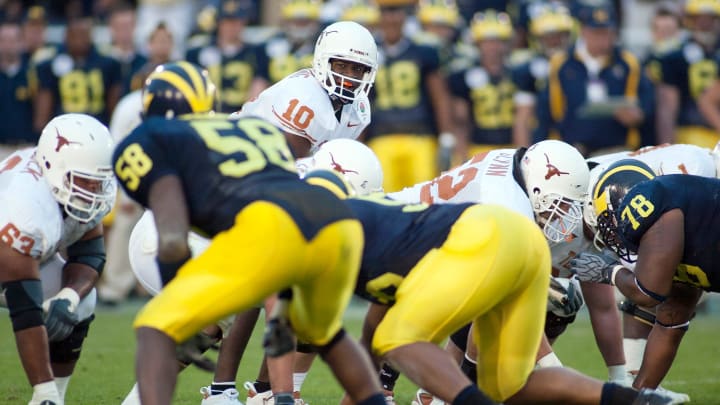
[[0, 113, 116, 405], [313, 169, 674, 405], [112, 59, 387, 405]]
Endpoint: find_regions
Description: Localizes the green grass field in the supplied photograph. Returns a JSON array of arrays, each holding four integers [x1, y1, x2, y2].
[[1, 299, 719, 404]]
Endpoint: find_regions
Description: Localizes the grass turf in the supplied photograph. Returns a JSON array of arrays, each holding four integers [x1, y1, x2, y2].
[[1, 299, 718, 404]]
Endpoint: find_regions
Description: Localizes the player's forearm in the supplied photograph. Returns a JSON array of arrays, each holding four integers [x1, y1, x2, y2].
[[61, 262, 99, 299], [614, 269, 661, 308], [632, 324, 684, 389]]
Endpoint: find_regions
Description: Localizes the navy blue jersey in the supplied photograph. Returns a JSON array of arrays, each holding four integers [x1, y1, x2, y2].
[[35, 46, 122, 124], [511, 55, 549, 96], [617, 175, 720, 291], [187, 42, 270, 112], [0, 59, 36, 144], [348, 195, 473, 304], [536, 45, 655, 154], [658, 39, 719, 128], [367, 39, 441, 138], [113, 114, 353, 239], [449, 65, 515, 145]]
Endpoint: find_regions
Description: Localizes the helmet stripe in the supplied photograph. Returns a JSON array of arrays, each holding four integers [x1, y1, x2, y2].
[[177, 61, 209, 105], [151, 70, 204, 113], [593, 164, 654, 199]]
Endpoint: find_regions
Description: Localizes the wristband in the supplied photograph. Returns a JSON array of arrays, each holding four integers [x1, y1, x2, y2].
[[610, 265, 624, 286]]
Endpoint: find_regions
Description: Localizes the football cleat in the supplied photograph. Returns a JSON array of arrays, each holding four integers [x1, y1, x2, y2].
[[244, 381, 274, 405], [654, 386, 690, 404], [632, 388, 678, 405], [411, 388, 445, 405], [200, 386, 243, 405]]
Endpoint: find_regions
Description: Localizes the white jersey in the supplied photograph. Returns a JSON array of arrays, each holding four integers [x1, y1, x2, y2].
[[0, 149, 110, 263], [389, 149, 535, 221], [236, 68, 371, 154]]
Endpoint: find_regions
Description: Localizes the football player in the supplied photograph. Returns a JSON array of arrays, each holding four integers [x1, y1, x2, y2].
[[0, 113, 116, 405], [448, 10, 517, 156], [112, 61, 387, 405], [236, 20, 378, 159], [389, 139, 592, 402], [365, 0, 456, 192], [572, 158, 720, 396], [320, 170, 674, 405], [185, 0, 270, 113], [264, 0, 322, 84], [654, 0, 720, 147]]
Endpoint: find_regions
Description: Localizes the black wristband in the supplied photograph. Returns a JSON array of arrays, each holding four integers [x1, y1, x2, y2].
[[157, 252, 192, 286]]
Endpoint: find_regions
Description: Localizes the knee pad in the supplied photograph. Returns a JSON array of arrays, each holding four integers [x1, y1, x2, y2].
[[3, 279, 44, 331], [449, 323, 472, 352], [50, 314, 94, 363], [544, 312, 575, 340]]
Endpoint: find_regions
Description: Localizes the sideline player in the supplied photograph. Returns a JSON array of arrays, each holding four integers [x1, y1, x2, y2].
[[0, 113, 116, 404]]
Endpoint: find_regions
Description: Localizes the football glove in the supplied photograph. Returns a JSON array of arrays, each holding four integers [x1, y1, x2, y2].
[[548, 276, 584, 317], [569, 249, 619, 284], [42, 287, 80, 342], [176, 333, 218, 371]]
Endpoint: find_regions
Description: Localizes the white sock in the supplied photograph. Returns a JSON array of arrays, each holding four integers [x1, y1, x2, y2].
[[293, 372, 308, 393], [608, 364, 628, 384], [121, 383, 141, 405], [55, 376, 71, 400], [536, 351, 563, 368], [30, 381, 61, 405], [623, 338, 647, 374]]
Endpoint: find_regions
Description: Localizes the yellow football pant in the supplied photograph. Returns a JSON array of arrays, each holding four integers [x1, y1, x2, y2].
[[676, 126, 719, 150], [372, 204, 551, 402], [367, 134, 438, 193], [134, 201, 363, 346]]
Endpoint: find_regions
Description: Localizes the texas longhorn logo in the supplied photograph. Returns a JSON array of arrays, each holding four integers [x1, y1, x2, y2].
[[329, 153, 358, 175], [544, 153, 569, 180], [55, 128, 81, 152]]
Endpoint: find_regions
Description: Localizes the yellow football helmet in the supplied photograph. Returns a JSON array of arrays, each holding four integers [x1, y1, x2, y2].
[[470, 10, 513, 41], [592, 159, 655, 262], [281, 0, 322, 20], [417, 0, 460, 28], [530, 6, 575, 37], [685, 0, 720, 16], [375, 0, 416, 6], [142, 61, 217, 118], [342, 1, 381, 26]]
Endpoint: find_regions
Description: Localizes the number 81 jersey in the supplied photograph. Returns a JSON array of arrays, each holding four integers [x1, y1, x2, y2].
[[618, 175, 720, 291], [237, 69, 371, 154]]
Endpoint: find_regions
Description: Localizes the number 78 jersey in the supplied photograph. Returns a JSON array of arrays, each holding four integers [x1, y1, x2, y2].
[[236, 69, 371, 154], [389, 149, 535, 221]]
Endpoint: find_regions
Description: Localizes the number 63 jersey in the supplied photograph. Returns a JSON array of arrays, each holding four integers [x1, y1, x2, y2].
[[237, 69, 371, 154], [618, 175, 720, 292], [113, 114, 350, 238]]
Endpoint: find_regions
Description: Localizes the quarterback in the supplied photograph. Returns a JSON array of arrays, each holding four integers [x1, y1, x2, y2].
[[235, 20, 378, 158], [0, 113, 116, 405]]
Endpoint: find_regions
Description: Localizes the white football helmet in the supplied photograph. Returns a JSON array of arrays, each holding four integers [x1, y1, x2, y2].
[[35, 113, 116, 223], [311, 139, 383, 195], [520, 140, 589, 243], [312, 21, 378, 103]]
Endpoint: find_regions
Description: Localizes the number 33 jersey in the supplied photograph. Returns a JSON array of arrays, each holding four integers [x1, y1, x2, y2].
[[618, 175, 720, 291], [389, 148, 535, 221], [0, 149, 109, 262], [236, 69, 371, 154]]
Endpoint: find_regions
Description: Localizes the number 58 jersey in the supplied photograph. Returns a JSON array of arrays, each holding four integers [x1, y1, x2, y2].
[[236, 69, 371, 154]]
